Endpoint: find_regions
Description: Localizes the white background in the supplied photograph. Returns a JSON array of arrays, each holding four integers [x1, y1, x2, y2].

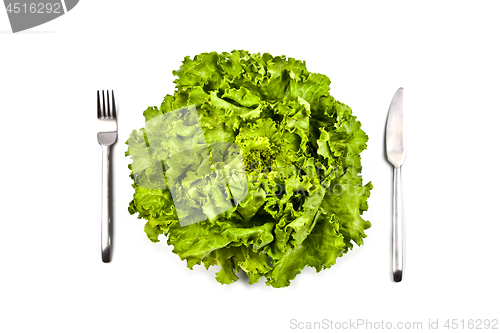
[[1, 1, 499, 332]]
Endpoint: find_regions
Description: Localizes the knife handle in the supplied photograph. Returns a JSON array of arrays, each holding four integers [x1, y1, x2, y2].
[[392, 166, 404, 282]]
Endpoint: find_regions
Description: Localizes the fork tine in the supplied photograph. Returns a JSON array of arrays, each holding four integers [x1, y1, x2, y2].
[[111, 91, 116, 118], [97, 90, 102, 118], [101, 90, 107, 118], [101, 90, 104, 117], [106, 90, 111, 118]]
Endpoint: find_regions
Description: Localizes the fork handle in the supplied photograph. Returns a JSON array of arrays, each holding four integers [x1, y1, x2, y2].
[[392, 166, 404, 282], [101, 145, 111, 262]]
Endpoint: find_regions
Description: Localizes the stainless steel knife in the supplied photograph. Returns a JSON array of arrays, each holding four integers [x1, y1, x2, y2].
[[385, 87, 405, 282]]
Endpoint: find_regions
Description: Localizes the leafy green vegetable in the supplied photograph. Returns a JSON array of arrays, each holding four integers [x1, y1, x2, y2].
[[125, 50, 372, 287]]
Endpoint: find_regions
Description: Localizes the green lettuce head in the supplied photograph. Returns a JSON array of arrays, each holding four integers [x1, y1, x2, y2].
[[126, 50, 372, 287]]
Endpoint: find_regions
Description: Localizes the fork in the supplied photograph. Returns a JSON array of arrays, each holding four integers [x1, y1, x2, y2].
[[97, 90, 117, 263]]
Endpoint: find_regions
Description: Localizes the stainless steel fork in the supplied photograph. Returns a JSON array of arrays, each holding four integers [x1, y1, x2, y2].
[[97, 90, 117, 263]]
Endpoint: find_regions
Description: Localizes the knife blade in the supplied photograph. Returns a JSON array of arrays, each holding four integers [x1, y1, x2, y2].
[[385, 87, 405, 282]]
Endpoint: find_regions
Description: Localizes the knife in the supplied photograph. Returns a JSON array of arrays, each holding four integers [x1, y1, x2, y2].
[[385, 87, 405, 282]]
